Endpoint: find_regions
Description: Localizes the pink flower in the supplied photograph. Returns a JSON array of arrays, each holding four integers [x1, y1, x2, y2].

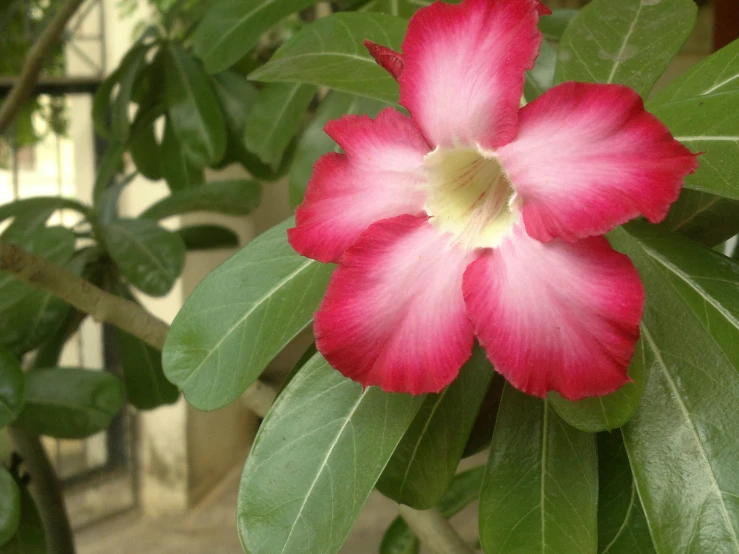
[[288, 0, 698, 400]]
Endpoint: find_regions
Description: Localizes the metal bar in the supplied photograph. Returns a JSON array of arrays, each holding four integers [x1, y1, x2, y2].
[[0, 76, 100, 95]]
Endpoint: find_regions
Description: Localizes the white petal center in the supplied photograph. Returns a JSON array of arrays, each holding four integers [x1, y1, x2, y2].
[[423, 146, 520, 250]]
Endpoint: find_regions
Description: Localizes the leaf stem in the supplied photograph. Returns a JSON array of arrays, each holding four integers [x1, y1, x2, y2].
[[398, 505, 475, 554], [9, 428, 76, 554]]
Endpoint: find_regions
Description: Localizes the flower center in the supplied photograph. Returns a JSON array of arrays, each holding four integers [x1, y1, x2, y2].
[[423, 147, 520, 250]]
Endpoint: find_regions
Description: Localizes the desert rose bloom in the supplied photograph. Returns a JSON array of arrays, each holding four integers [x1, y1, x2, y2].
[[288, 0, 698, 400]]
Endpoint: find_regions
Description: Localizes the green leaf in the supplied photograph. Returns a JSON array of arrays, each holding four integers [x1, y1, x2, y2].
[[479, 386, 598, 554], [549, 340, 645, 433], [92, 141, 126, 203], [661, 190, 739, 247], [129, 105, 164, 181], [610, 225, 739, 552], [597, 431, 655, 554], [116, 328, 179, 410], [556, 0, 697, 98], [140, 180, 261, 220], [12, 368, 125, 439], [0, 197, 88, 227], [163, 218, 333, 410], [462, 374, 504, 458], [647, 39, 739, 201], [92, 66, 121, 140], [380, 519, 420, 554], [0, 347, 24, 427], [243, 82, 316, 167], [538, 8, 577, 42], [0, 466, 20, 545], [210, 71, 285, 180], [160, 118, 204, 191], [0, 227, 76, 313], [101, 219, 186, 297], [361, 0, 429, 19], [249, 13, 407, 104], [112, 282, 179, 411], [0, 250, 95, 357], [177, 225, 239, 251], [377, 348, 493, 509], [381, 466, 486, 554], [237, 353, 423, 554], [524, 39, 556, 102], [289, 91, 386, 208], [0, 485, 46, 553], [191, 0, 321, 74], [111, 45, 149, 139], [163, 44, 226, 167]]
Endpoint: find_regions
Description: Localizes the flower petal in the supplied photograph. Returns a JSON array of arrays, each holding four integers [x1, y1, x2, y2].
[[497, 82, 699, 243], [364, 40, 404, 81], [399, 0, 545, 149], [289, 108, 430, 263], [315, 214, 477, 395], [464, 225, 644, 400]]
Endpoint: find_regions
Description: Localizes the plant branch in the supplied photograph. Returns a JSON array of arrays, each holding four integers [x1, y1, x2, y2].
[[0, 0, 87, 133], [398, 505, 475, 554], [10, 428, 76, 554], [0, 239, 277, 413], [1, 240, 169, 349]]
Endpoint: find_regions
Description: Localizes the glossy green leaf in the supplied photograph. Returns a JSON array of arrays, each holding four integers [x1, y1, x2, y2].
[[377, 348, 493, 509], [0, 485, 46, 553], [129, 105, 164, 181], [661, 190, 739, 247], [0, 250, 95, 357], [648, 39, 739, 201], [192, 0, 321, 74], [140, 180, 261, 220], [610, 225, 739, 553], [0, 347, 24, 428], [538, 8, 577, 42], [556, 0, 697, 98], [381, 466, 486, 554], [163, 218, 333, 410], [479, 386, 598, 554], [524, 39, 556, 102], [92, 140, 127, 203], [597, 431, 655, 554], [249, 13, 407, 104], [243, 82, 316, 167], [0, 227, 76, 312], [13, 368, 125, 439], [237, 353, 423, 554], [116, 328, 179, 410], [462, 374, 504, 458], [0, 466, 20, 545], [549, 340, 645, 432], [380, 519, 420, 554], [177, 225, 239, 251], [101, 219, 186, 297], [210, 71, 284, 180], [0, 197, 88, 227], [163, 43, 226, 167], [289, 92, 386, 208], [111, 45, 148, 139], [92, 66, 121, 140], [160, 118, 204, 191]]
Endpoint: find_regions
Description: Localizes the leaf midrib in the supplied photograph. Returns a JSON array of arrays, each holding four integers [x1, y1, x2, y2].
[[178, 258, 316, 388], [641, 325, 739, 549]]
